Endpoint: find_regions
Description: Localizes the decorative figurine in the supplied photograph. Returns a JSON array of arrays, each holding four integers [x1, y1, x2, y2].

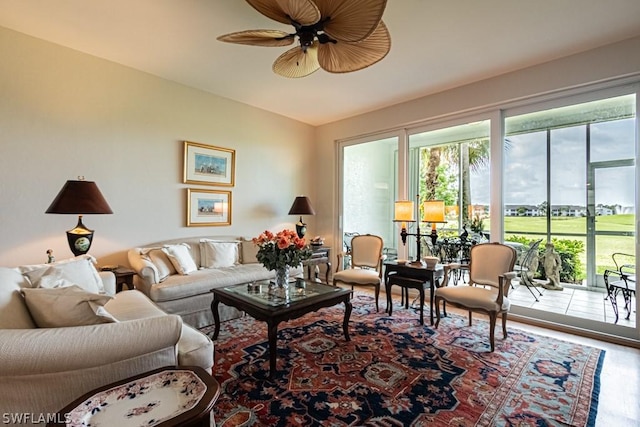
[[541, 242, 563, 290], [46, 249, 55, 264]]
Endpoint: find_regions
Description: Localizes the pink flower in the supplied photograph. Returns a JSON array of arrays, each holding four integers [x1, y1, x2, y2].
[[277, 237, 290, 249]]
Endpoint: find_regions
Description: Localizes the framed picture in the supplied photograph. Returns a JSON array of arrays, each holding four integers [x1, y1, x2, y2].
[[183, 141, 235, 186], [187, 188, 232, 227]]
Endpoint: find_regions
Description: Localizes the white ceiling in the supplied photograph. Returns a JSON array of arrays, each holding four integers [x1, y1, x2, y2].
[[1, 0, 640, 126]]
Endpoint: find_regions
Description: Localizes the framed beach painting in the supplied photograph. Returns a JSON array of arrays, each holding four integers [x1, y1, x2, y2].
[[183, 141, 235, 186], [187, 188, 232, 227]]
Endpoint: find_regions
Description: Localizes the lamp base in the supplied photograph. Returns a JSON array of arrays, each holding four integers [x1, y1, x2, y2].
[[295, 222, 307, 239], [66, 216, 94, 256]]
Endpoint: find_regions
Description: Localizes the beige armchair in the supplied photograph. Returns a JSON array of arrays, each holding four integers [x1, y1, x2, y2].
[[334, 234, 384, 311], [434, 242, 517, 351]]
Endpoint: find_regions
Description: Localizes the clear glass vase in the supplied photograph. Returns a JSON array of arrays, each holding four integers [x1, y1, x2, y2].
[[275, 266, 290, 289]]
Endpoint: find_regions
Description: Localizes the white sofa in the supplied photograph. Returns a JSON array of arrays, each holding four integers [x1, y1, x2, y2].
[[0, 256, 213, 426], [128, 236, 303, 329]]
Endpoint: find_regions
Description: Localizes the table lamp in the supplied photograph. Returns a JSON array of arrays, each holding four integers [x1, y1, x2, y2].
[[393, 196, 423, 263], [46, 178, 113, 256], [423, 200, 446, 246], [288, 196, 315, 238]]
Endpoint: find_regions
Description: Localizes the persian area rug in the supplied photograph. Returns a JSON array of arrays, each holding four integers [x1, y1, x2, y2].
[[201, 293, 604, 427]]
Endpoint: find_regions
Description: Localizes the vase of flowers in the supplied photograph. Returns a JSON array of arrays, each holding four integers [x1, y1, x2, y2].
[[253, 229, 312, 288]]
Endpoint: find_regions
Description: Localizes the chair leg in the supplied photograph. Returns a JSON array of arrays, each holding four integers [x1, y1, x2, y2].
[[622, 289, 634, 320], [489, 313, 496, 352], [418, 288, 424, 325], [468, 311, 472, 326], [434, 297, 441, 328], [374, 284, 379, 312], [501, 313, 508, 339], [607, 288, 620, 323]]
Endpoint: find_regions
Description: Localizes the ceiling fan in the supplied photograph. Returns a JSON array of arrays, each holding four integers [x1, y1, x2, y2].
[[217, 0, 391, 78]]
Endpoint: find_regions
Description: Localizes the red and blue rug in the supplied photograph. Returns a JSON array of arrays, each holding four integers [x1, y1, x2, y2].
[[203, 293, 603, 426]]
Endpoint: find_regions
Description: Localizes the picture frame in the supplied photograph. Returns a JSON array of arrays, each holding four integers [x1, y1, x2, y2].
[[183, 141, 235, 186], [187, 188, 232, 227]]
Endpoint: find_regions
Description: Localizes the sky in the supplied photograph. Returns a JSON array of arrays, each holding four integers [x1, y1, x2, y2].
[[472, 118, 636, 208]]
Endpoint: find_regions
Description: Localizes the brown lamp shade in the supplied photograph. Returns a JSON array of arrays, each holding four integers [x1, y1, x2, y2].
[[46, 180, 113, 256], [288, 196, 315, 216], [46, 180, 113, 215], [288, 196, 315, 238]]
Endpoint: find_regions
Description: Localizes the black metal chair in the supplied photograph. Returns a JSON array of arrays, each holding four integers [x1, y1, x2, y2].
[[603, 252, 636, 323], [513, 239, 544, 301], [340, 232, 360, 269]]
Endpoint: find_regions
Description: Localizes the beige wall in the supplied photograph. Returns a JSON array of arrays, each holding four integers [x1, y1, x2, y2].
[[0, 27, 315, 266], [2, 26, 639, 268], [315, 36, 640, 251]]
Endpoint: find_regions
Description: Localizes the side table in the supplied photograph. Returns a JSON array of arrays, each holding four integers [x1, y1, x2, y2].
[[384, 261, 444, 326], [48, 366, 220, 427], [111, 267, 136, 293], [303, 246, 331, 283]]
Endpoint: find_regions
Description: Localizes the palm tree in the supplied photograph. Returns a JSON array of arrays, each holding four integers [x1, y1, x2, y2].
[[423, 138, 490, 226]]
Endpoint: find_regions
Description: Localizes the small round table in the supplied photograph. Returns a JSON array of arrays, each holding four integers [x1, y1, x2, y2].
[[48, 366, 219, 427]]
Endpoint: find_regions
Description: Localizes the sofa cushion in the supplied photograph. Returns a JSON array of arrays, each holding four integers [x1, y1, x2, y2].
[[241, 239, 260, 264], [142, 248, 176, 282], [149, 263, 292, 302], [106, 290, 214, 370], [0, 267, 35, 329], [162, 244, 198, 275], [21, 285, 117, 328], [22, 256, 104, 294], [200, 239, 239, 269]]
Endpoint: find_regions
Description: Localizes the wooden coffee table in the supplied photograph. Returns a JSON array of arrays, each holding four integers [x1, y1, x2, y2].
[[210, 279, 352, 379]]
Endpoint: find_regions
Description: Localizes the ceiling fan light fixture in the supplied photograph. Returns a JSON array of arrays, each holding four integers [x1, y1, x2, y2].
[[219, 0, 390, 78], [273, 43, 320, 78]]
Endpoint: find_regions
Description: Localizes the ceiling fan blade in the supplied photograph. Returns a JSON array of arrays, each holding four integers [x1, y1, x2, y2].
[[217, 30, 294, 47], [318, 20, 390, 73], [314, 0, 387, 42], [246, 0, 320, 26], [272, 44, 320, 78]]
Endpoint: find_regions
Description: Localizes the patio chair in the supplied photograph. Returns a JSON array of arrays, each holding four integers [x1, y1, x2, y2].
[[333, 234, 384, 312], [603, 252, 636, 323], [513, 239, 544, 301], [434, 242, 517, 352]]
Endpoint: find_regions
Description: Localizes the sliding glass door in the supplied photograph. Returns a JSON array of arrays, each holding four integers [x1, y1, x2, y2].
[[504, 93, 637, 327], [407, 120, 491, 260], [339, 136, 399, 263]]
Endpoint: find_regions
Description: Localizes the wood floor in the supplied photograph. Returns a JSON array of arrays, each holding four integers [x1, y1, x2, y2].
[[380, 289, 640, 426]]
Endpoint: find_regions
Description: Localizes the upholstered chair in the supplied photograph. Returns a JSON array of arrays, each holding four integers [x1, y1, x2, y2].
[[434, 242, 517, 351], [333, 234, 384, 311]]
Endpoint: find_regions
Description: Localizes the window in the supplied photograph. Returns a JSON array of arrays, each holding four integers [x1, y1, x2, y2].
[[504, 93, 636, 325]]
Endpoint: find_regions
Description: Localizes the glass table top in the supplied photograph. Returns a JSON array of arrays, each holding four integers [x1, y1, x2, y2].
[[224, 279, 341, 307]]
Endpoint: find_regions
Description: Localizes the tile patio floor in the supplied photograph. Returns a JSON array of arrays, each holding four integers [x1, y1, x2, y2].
[[509, 280, 636, 327]]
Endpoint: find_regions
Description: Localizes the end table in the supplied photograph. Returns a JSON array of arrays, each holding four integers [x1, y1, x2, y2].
[[108, 267, 136, 293], [303, 246, 331, 283]]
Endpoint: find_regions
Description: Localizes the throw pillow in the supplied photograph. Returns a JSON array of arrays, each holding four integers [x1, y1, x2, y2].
[[162, 243, 198, 275], [21, 285, 117, 328], [0, 267, 36, 329], [141, 247, 176, 282], [23, 256, 103, 294], [240, 239, 260, 264], [200, 240, 239, 269]]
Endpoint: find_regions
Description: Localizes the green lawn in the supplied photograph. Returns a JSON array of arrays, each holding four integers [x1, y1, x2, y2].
[[504, 214, 636, 278]]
